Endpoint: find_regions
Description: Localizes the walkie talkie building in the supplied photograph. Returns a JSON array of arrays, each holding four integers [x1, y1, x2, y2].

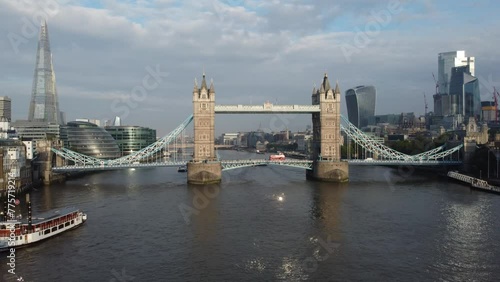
[[345, 85, 376, 128]]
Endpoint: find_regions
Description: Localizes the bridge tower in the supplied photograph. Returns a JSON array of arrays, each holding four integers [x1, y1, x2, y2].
[[187, 73, 222, 184], [307, 74, 349, 182]]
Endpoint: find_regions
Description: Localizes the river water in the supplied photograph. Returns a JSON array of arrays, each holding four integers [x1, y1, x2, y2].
[[1, 150, 499, 281]]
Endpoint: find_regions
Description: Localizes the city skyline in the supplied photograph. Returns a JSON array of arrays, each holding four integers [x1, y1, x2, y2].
[[0, 1, 499, 135]]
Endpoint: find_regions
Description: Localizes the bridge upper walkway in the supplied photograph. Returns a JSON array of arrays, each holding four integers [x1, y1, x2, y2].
[[214, 104, 320, 113]]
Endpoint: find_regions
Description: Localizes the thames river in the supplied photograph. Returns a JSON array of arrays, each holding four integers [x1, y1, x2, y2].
[[2, 150, 500, 281]]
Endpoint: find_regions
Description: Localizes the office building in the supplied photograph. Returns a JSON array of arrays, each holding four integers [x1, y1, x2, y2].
[[438, 51, 475, 94], [220, 133, 238, 145], [0, 96, 11, 122], [482, 101, 496, 122], [0, 139, 32, 194], [59, 111, 66, 125], [345, 85, 376, 128], [113, 116, 121, 126], [89, 119, 101, 127], [434, 51, 477, 117], [374, 112, 417, 126], [28, 21, 62, 124], [76, 118, 101, 127], [104, 125, 156, 156], [448, 65, 481, 119], [0, 117, 15, 139], [0, 97, 14, 138], [246, 131, 266, 148], [295, 134, 313, 153], [22, 141, 34, 160], [12, 120, 67, 144]]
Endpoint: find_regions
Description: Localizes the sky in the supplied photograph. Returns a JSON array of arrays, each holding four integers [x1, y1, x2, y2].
[[1, 0, 499, 136]]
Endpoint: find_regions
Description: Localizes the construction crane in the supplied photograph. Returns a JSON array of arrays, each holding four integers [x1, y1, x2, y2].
[[494, 87, 500, 123], [432, 73, 439, 94], [423, 92, 428, 116]]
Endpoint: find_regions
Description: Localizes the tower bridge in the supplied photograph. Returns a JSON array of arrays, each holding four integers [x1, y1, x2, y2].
[[49, 73, 463, 184], [187, 73, 347, 184]]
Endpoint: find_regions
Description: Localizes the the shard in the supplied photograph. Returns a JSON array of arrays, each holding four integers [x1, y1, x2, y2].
[[28, 21, 61, 124]]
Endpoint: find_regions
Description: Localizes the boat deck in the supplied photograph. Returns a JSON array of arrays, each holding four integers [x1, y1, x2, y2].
[[448, 171, 500, 194], [1, 207, 82, 225]]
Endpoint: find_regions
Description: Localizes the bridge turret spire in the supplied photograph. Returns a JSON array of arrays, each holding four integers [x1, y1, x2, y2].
[[201, 73, 208, 90], [322, 73, 331, 92], [334, 80, 340, 94], [312, 84, 319, 104], [209, 78, 215, 93], [193, 78, 198, 92], [319, 82, 325, 94]]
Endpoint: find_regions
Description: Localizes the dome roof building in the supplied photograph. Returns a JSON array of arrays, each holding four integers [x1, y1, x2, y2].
[[66, 121, 120, 159]]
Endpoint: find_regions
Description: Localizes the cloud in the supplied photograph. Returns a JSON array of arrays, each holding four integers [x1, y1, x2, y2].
[[0, 0, 499, 136]]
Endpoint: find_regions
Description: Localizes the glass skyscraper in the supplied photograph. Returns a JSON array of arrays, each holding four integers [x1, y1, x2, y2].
[[104, 126, 156, 156], [345, 85, 376, 128], [449, 66, 481, 119], [438, 51, 475, 94], [434, 50, 477, 118], [28, 21, 61, 124]]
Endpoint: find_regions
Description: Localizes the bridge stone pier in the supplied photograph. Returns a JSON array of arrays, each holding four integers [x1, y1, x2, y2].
[[187, 74, 222, 184], [306, 74, 349, 182], [37, 139, 67, 185]]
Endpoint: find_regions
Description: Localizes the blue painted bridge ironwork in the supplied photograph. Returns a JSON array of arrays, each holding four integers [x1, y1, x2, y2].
[[51, 113, 463, 172], [52, 159, 462, 172]]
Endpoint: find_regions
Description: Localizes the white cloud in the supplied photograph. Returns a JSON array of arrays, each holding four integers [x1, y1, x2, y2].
[[0, 0, 499, 135]]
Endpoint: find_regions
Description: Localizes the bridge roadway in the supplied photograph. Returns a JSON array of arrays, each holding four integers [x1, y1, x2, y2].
[[52, 159, 462, 172]]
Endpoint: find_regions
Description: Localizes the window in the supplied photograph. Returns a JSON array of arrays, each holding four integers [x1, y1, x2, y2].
[[327, 103, 334, 112]]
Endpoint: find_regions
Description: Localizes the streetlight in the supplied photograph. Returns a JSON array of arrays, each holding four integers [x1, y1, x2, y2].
[[496, 147, 499, 178], [488, 149, 490, 179]]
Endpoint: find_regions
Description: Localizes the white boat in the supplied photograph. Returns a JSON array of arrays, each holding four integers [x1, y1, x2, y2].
[[177, 165, 187, 172], [0, 207, 87, 252]]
